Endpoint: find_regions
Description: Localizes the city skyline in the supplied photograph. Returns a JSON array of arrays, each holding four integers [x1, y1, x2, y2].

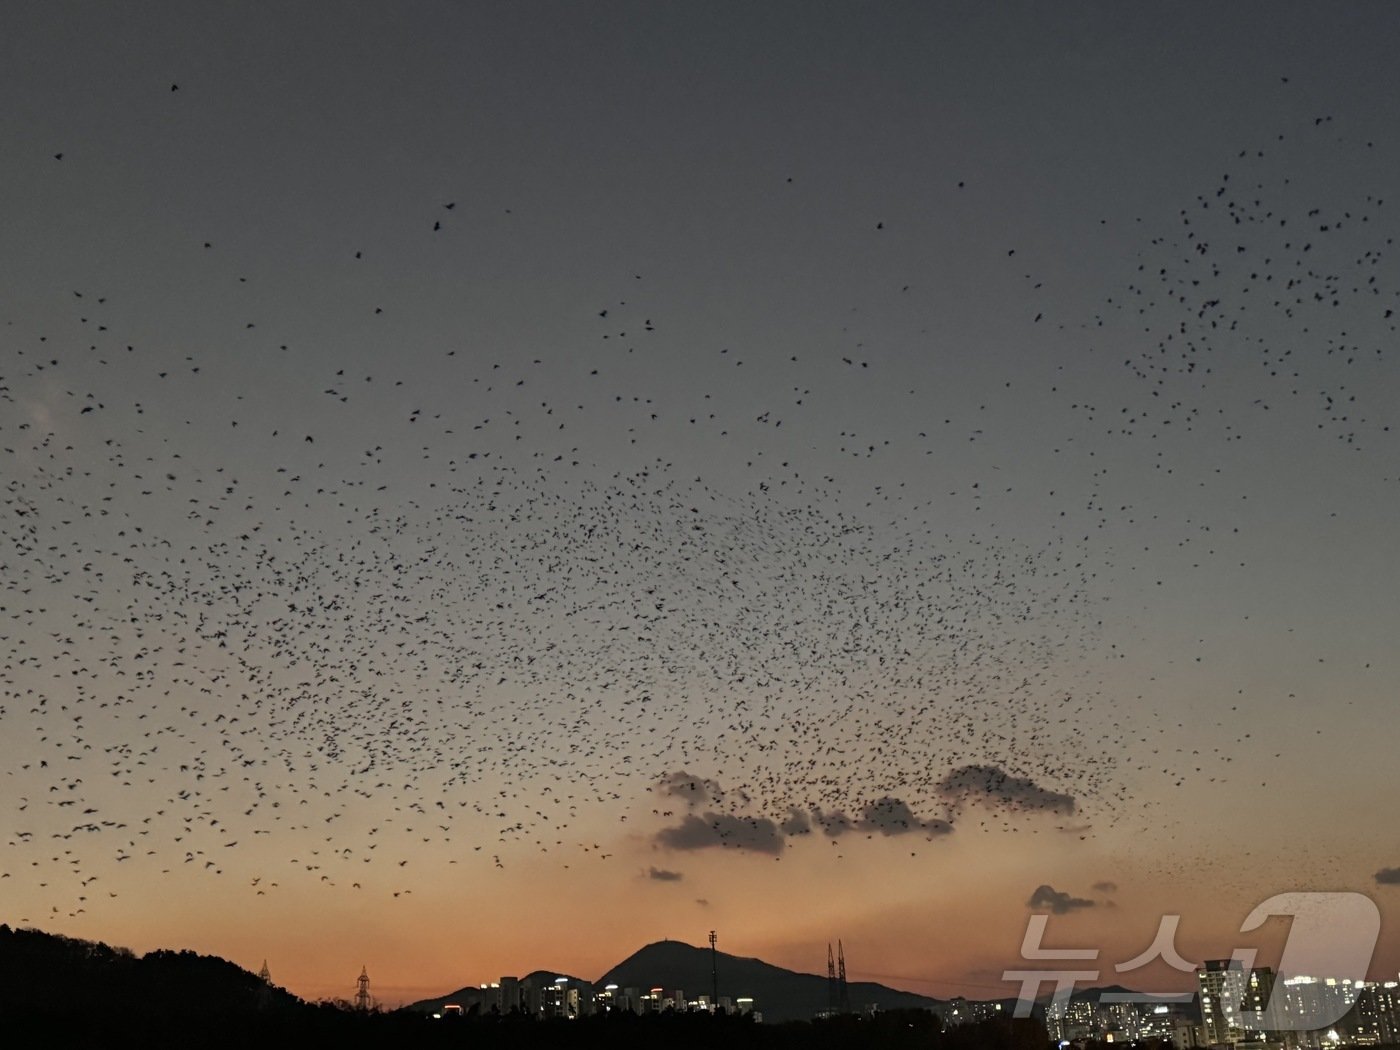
[[15, 919, 1400, 1045]]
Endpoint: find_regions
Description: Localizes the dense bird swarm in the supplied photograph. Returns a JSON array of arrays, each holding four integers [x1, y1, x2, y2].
[[2, 84, 1396, 924]]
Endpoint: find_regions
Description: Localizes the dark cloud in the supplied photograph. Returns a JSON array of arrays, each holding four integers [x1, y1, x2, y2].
[[856, 797, 954, 837], [937, 764, 1076, 816], [1092, 880, 1118, 893], [806, 799, 952, 839], [1028, 884, 1096, 914], [779, 807, 811, 836], [655, 812, 784, 855], [655, 771, 724, 808], [858, 797, 923, 835], [1375, 867, 1400, 885], [647, 866, 683, 882], [810, 807, 854, 838]]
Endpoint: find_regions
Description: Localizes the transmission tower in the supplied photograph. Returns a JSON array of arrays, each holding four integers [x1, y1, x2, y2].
[[257, 959, 271, 984], [837, 940, 850, 1014], [709, 930, 719, 1010], [827, 943, 837, 1015], [354, 964, 373, 1012]]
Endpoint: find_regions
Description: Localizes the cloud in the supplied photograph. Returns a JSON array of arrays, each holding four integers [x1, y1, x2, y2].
[[807, 799, 953, 839], [1028, 884, 1096, 914], [655, 812, 784, 855], [655, 771, 724, 808], [779, 807, 811, 836], [810, 807, 854, 838], [1375, 867, 1400, 885], [647, 867, 683, 882], [1092, 880, 1118, 893], [857, 797, 923, 835], [936, 764, 1076, 816], [856, 797, 955, 837]]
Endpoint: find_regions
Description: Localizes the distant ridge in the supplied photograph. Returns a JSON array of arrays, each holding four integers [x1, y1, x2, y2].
[[412, 968, 590, 1015], [597, 938, 947, 1023]]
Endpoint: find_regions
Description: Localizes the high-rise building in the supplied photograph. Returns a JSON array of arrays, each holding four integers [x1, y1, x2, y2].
[[1352, 980, 1400, 1045], [1197, 959, 1277, 1046], [498, 975, 521, 1013], [1275, 976, 1363, 1045], [1274, 976, 1400, 1047]]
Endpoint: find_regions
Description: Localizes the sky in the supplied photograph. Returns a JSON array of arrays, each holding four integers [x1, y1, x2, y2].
[[3, 0, 1400, 1007]]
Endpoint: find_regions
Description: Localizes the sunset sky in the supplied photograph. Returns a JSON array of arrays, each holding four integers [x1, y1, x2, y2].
[[3, 1, 1400, 1006]]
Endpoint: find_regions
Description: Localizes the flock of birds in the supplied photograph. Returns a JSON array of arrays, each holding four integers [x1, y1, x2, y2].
[[2, 90, 1397, 928]]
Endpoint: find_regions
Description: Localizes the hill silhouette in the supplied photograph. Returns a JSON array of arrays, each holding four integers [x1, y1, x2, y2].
[[0, 923, 334, 1046], [597, 939, 947, 1022], [411, 968, 591, 1016], [0, 923, 305, 1018]]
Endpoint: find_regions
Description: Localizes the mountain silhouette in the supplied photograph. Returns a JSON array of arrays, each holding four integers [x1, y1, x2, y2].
[[597, 938, 946, 1023]]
